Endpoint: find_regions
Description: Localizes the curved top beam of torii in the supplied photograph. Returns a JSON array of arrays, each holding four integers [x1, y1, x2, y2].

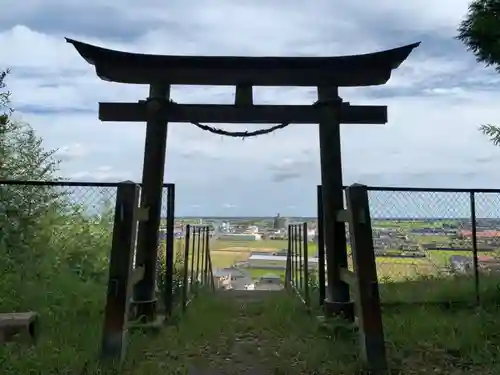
[[66, 38, 420, 87]]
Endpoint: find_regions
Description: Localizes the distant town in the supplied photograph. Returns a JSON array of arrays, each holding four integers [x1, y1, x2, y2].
[[157, 214, 500, 290]]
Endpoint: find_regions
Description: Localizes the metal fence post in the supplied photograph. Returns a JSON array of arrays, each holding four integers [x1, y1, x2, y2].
[[303, 222, 310, 308], [195, 226, 202, 287], [164, 183, 175, 317], [286, 225, 292, 289], [190, 227, 196, 290], [317, 185, 326, 307], [182, 225, 191, 312], [469, 192, 480, 305], [298, 226, 303, 291]]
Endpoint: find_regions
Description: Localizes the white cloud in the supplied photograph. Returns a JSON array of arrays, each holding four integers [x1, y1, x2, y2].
[[55, 143, 88, 161], [1, 0, 499, 215], [69, 166, 131, 182]]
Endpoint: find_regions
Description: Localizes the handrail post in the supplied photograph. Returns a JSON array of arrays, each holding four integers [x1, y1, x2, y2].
[[286, 224, 292, 288], [293, 226, 298, 288], [190, 227, 196, 292], [298, 225, 303, 291], [182, 225, 191, 312], [207, 236, 215, 291], [317, 185, 326, 307], [205, 226, 211, 286], [303, 222, 310, 308], [195, 225, 202, 290], [201, 227, 206, 285]]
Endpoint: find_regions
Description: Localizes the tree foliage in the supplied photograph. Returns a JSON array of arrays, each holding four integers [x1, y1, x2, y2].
[[0, 71, 173, 373], [0, 70, 63, 260], [479, 124, 500, 145], [457, 0, 500, 72], [457, 0, 500, 144], [0, 70, 60, 180], [0, 70, 111, 280]]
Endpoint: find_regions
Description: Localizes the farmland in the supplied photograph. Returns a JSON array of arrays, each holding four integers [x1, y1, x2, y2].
[[177, 218, 500, 283]]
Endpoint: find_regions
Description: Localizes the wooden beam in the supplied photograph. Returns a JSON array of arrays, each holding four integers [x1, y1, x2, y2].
[[336, 209, 365, 224], [339, 268, 357, 286], [0, 312, 39, 345], [101, 181, 140, 361], [99, 103, 387, 125], [235, 84, 253, 106], [335, 209, 351, 223], [135, 207, 149, 221], [345, 183, 387, 372], [96, 66, 393, 87], [130, 266, 145, 286]]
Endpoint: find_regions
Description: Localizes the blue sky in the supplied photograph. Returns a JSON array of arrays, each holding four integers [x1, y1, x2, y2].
[[2, 0, 500, 217]]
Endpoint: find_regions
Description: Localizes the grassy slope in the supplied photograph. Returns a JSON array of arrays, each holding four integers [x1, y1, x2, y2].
[[117, 278, 500, 375], [118, 291, 362, 375], [2, 270, 500, 374], [0, 268, 107, 374], [2, 232, 498, 374]]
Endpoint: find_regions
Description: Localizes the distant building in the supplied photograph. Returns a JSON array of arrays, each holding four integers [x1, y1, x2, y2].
[[449, 255, 472, 273], [217, 233, 262, 241], [254, 274, 284, 291], [213, 268, 252, 290], [273, 213, 288, 230], [248, 254, 319, 269], [246, 225, 259, 234], [460, 230, 500, 238], [449, 254, 500, 274]]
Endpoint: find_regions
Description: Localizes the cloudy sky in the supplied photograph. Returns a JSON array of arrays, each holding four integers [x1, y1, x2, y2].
[[2, 0, 500, 216]]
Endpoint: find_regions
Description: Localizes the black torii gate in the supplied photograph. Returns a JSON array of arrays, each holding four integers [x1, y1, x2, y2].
[[67, 38, 419, 323]]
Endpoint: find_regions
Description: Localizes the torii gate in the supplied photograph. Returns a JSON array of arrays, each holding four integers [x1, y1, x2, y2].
[[67, 38, 419, 323]]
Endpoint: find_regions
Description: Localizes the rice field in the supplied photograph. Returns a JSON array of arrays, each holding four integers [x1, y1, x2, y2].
[[173, 237, 496, 281]]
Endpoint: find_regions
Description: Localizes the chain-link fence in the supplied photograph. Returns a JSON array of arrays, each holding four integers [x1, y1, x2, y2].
[[0, 180, 118, 283], [317, 185, 500, 307], [0, 180, 175, 372]]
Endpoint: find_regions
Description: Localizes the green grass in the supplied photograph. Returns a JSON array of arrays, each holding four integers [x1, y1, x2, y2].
[[3, 256, 500, 375], [427, 249, 496, 265], [3, 233, 498, 374], [412, 234, 452, 243], [211, 239, 288, 251], [116, 291, 362, 374], [110, 274, 500, 375], [374, 220, 456, 229], [0, 264, 108, 374], [246, 267, 286, 279], [210, 239, 318, 254]]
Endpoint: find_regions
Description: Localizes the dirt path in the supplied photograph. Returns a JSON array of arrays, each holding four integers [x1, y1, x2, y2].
[[121, 288, 356, 375], [187, 290, 281, 375]]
